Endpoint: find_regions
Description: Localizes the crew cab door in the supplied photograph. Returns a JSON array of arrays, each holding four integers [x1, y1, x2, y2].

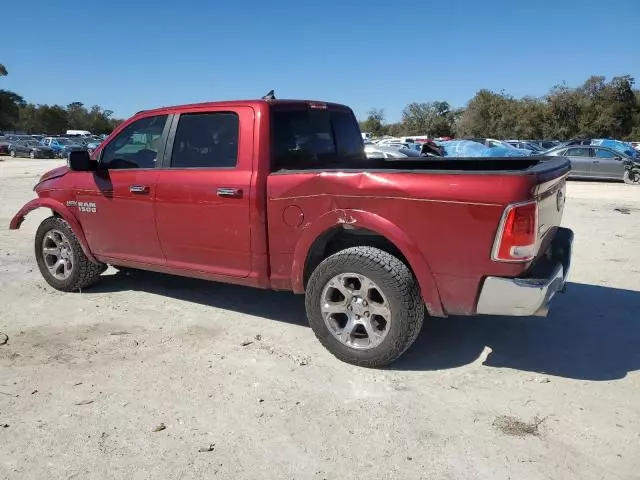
[[73, 114, 171, 264], [154, 107, 254, 277]]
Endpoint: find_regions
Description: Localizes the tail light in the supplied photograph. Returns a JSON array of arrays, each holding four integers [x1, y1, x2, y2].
[[492, 201, 538, 262]]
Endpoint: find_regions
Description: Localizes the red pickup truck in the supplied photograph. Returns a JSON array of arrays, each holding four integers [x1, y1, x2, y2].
[[10, 99, 573, 367]]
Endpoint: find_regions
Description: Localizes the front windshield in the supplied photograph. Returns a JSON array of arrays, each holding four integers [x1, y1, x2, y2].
[[57, 138, 73, 145]]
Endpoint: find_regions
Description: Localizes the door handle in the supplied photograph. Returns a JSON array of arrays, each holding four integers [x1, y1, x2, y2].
[[593, 160, 600, 164], [217, 187, 243, 198], [129, 185, 150, 194]]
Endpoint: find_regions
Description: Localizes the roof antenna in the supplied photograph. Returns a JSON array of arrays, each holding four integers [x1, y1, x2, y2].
[[262, 89, 276, 100]]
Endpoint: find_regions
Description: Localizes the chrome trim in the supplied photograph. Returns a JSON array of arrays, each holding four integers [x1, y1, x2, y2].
[[478, 227, 573, 316]]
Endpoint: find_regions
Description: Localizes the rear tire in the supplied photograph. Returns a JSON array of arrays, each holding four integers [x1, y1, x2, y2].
[[624, 170, 640, 185], [305, 246, 424, 368], [35, 216, 106, 291]]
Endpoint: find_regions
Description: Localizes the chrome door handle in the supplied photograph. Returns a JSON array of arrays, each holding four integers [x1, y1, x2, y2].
[[129, 185, 150, 194], [593, 160, 600, 164], [217, 187, 243, 198]]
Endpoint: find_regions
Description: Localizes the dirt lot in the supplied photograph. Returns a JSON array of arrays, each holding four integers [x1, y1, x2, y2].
[[1, 158, 639, 480]]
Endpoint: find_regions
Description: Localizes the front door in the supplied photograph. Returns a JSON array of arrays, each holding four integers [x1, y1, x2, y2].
[[590, 147, 626, 180], [154, 108, 253, 277], [563, 147, 592, 178], [73, 114, 171, 264]]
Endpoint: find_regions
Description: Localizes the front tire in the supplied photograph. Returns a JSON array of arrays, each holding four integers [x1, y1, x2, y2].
[[624, 170, 640, 185], [305, 246, 424, 367], [35, 216, 106, 291]]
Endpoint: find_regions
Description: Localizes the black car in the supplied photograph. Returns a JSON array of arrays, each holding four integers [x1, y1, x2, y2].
[[8, 140, 55, 159]]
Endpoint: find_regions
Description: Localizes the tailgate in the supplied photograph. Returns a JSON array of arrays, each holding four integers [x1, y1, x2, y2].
[[534, 164, 569, 248]]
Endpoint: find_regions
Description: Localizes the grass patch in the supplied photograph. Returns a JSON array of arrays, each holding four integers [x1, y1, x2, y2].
[[493, 415, 547, 437]]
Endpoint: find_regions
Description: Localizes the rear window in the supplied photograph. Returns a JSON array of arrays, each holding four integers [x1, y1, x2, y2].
[[272, 108, 365, 170]]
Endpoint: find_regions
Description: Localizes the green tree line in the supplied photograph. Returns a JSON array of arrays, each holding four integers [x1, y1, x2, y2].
[[360, 75, 640, 141], [0, 64, 122, 134]]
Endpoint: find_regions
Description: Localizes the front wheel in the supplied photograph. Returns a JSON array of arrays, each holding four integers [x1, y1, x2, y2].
[[305, 246, 424, 367], [35, 216, 106, 291], [624, 169, 640, 185]]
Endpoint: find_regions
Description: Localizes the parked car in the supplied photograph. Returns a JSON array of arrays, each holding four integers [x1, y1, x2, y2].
[[10, 98, 573, 367], [41, 137, 87, 158], [0, 137, 10, 155], [537, 140, 561, 150], [631, 142, 640, 152], [364, 144, 423, 159], [468, 138, 533, 155], [8, 139, 55, 159], [543, 145, 639, 182], [506, 140, 544, 152], [83, 136, 104, 154]]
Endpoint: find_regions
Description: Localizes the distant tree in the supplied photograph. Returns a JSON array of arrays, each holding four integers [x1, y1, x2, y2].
[[37, 105, 70, 134], [360, 108, 387, 137], [401, 101, 454, 136], [0, 64, 7, 77], [66, 101, 87, 129], [0, 90, 25, 130]]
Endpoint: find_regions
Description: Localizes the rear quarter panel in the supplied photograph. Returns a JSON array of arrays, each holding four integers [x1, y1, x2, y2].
[[267, 170, 539, 315]]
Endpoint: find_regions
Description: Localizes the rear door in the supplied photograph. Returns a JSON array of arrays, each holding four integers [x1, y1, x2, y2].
[[563, 147, 592, 177], [590, 147, 626, 180], [154, 107, 254, 277]]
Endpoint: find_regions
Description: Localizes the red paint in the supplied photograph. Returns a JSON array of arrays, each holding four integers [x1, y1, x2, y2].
[[10, 99, 569, 317]]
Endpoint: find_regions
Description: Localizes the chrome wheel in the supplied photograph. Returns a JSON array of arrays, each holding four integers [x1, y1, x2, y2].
[[41, 229, 75, 280], [320, 273, 392, 350]]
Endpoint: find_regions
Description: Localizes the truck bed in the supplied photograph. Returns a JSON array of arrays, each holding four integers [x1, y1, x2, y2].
[[275, 156, 568, 175]]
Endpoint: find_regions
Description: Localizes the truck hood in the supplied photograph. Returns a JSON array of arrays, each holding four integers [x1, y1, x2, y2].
[[37, 165, 69, 185]]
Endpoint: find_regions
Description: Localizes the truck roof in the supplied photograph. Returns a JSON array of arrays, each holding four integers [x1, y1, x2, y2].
[[135, 99, 350, 116]]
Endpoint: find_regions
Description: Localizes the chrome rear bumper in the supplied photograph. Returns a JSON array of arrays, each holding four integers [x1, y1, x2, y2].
[[476, 227, 573, 316]]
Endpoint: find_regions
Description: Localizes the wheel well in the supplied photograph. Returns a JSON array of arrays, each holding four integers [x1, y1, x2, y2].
[[303, 227, 411, 288]]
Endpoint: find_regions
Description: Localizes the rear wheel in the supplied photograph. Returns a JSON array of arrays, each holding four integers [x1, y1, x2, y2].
[[305, 246, 424, 367], [35, 217, 106, 291]]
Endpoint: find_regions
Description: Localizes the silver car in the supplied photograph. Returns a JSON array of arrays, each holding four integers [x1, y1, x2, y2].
[[544, 145, 635, 181], [364, 144, 423, 159]]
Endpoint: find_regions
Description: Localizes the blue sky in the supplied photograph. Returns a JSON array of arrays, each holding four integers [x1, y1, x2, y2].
[[3, 0, 639, 122]]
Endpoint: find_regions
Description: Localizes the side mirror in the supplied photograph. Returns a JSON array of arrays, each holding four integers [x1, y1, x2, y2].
[[68, 150, 95, 171]]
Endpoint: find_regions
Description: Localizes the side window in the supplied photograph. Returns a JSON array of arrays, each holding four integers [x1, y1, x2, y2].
[[272, 108, 365, 170], [594, 148, 617, 159], [332, 110, 365, 158], [566, 147, 588, 157], [170, 112, 239, 168], [101, 115, 168, 169]]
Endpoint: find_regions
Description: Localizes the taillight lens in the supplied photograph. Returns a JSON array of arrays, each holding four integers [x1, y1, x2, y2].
[[493, 201, 538, 262]]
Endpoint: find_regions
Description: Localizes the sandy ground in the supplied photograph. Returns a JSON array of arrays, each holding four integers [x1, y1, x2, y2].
[[1, 157, 639, 480]]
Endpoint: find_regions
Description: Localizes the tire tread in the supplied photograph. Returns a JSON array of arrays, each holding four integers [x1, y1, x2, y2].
[[35, 216, 105, 292], [306, 246, 424, 368]]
